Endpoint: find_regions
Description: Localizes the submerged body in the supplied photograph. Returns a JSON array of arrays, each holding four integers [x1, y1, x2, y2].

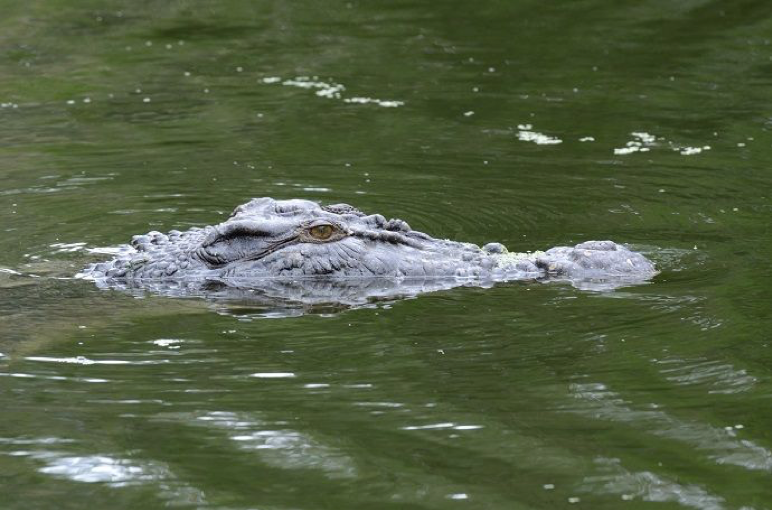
[[80, 198, 656, 302]]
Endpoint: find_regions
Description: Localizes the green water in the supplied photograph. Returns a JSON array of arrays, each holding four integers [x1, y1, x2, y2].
[[2, 1, 772, 508]]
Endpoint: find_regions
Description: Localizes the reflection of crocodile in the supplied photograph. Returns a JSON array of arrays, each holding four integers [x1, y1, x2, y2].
[[79, 197, 657, 302]]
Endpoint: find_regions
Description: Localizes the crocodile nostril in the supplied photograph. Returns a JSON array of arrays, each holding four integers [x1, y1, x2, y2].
[[201, 227, 221, 248], [196, 246, 226, 267]]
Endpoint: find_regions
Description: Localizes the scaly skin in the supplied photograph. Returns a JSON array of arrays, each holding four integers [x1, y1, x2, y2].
[[80, 198, 656, 293]]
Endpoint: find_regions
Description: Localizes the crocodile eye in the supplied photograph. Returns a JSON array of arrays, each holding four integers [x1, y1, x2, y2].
[[309, 224, 334, 240]]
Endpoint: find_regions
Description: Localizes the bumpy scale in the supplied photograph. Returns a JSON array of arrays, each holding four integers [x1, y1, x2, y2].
[[80, 198, 656, 293]]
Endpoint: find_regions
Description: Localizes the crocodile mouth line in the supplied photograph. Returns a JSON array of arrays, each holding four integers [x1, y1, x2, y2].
[[199, 235, 300, 269], [241, 236, 300, 264]]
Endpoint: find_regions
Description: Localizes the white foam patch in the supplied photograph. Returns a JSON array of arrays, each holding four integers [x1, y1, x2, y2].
[[676, 146, 711, 155], [152, 339, 183, 349], [402, 422, 454, 430], [631, 131, 656, 144], [613, 146, 645, 155], [262, 76, 404, 108], [0, 437, 75, 445], [38, 455, 152, 483], [250, 372, 296, 379], [0, 372, 109, 383], [25, 356, 165, 366], [613, 132, 712, 156], [614, 132, 657, 155], [353, 401, 405, 408], [26, 356, 97, 365], [401, 422, 483, 431], [49, 242, 87, 253], [344, 97, 404, 107], [516, 124, 562, 145], [85, 245, 135, 256]]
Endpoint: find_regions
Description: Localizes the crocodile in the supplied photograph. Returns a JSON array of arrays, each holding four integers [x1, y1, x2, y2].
[[79, 197, 657, 305]]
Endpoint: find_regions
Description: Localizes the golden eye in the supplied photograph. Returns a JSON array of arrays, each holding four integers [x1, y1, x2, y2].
[[309, 224, 334, 240]]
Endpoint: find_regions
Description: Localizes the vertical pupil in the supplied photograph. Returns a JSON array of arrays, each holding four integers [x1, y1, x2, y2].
[[313, 225, 332, 238]]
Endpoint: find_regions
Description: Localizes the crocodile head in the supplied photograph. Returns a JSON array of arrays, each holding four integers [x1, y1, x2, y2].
[[83, 197, 522, 281], [81, 197, 657, 300]]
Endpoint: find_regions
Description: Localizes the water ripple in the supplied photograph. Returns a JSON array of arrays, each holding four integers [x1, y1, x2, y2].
[[657, 358, 758, 394], [0, 372, 110, 383], [155, 411, 357, 479], [582, 458, 726, 510], [568, 383, 772, 472], [6, 449, 207, 505]]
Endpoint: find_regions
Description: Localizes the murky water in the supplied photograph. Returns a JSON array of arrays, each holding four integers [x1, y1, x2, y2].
[[2, 2, 772, 508]]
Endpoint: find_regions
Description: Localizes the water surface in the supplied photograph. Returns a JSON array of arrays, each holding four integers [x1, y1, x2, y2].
[[2, 1, 772, 509]]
